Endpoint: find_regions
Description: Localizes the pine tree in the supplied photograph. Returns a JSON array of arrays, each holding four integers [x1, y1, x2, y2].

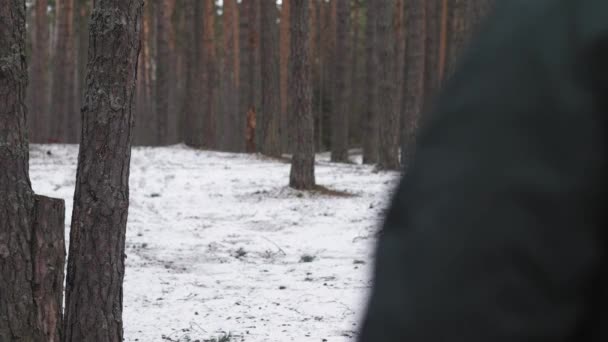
[[63, 1, 144, 340], [1, 1, 65, 340], [289, 0, 315, 189], [260, 0, 282, 157], [330, 0, 351, 163]]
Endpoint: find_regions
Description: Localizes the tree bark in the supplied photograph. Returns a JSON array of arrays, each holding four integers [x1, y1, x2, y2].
[[201, 0, 217, 149], [32, 196, 66, 342], [289, 0, 315, 190], [30, 0, 50, 143], [50, 0, 77, 143], [155, 0, 172, 145], [221, 0, 240, 152], [75, 0, 91, 143], [183, 0, 203, 147], [279, 0, 290, 152], [376, 0, 400, 170], [401, 0, 426, 172], [362, 0, 379, 164], [260, 0, 281, 157], [63, 1, 143, 341], [1, 2, 65, 340], [239, 0, 261, 152], [330, 0, 351, 163]]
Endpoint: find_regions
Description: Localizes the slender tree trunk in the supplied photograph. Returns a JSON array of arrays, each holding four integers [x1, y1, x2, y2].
[[63, 1, 143, 341], [75, 0, 91, 142], [183, 1, 204, 147], [260, 0, 281, 157], [376, 0, 400, 170], [362, 0, 378, 164], [1, 2, 65, 340], [330, 0, 350, 163], [201, 0, 217, 149], [31, 0, 50, 143], [349, 1, 363, 148], [221, 0, 240, 152], [155, 0, 172, 145], [401, 0, 426, 172], [50, 0, 77, 143], [289, 0, 315, 190], [240, 0, 261, 152], [279, 0, 290, 152]]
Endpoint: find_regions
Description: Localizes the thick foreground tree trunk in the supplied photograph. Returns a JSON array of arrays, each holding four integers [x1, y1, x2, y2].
[[289, 0, 315, 190], [63, 1, 143, 341], [0, 2, 66, 341]]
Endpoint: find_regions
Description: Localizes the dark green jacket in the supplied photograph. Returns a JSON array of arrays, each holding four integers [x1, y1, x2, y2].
[[359, 0, 608, 340]]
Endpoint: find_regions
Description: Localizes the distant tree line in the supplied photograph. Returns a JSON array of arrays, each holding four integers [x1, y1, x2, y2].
[[26, 0, 491, 175]]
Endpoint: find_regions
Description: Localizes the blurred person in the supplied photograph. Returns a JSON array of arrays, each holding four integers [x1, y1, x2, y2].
[[359, 0, 608, 340]]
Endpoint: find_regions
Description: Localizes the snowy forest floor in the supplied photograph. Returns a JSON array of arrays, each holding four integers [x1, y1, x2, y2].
[[30, 144, 400, 342]]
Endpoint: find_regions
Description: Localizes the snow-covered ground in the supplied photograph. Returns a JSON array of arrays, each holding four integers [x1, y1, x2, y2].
[[29, 144, 400, 342]]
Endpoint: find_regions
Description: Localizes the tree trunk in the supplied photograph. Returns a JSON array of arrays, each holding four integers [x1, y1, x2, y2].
[[279, 0, 290, 152], [50, 0, 77, 143], [0, 2, 65, 340], [289, 0, 315, 190], [401, 0, 426, 172], [362, 0, 379, 164], [183, 1, 203, 147], [63, 1, 143, 341], [201, 0, 217, 149], [221, 0, 240, 152], [330, 0, 350, 163], [240, 0, 261, 152], [155, 0, 172, 145], [31, 0, 50, 143], [260, 0, 281, 157], [376, 0, 400, 170], [75, 0, 91, 143], [32, 196, 66, 342]]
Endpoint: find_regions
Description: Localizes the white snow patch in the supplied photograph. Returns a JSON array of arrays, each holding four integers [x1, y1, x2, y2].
[[29, 144, 399, 342]]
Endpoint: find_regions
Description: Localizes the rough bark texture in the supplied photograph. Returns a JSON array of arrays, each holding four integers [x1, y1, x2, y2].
[[289, 0, 315, 190], [30, 0, 50, 143], [260, 0, 281, 157], [50, 0, 77, 143], [1, 2, 65, 340], [32, 196, 66, 342], [376, 0, 400, 170], [155, 0, 172, 145], [63, 1, 143, 341], [362, 0, 378, 164], [221, 0, 240, 152], [0, 2, 39, 338], [401, 0, 426, 172], [330, 0, 350, 163], [183, 0, 203, 147], [279, 0, 290, 152], [201, 0, 217, 149]]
